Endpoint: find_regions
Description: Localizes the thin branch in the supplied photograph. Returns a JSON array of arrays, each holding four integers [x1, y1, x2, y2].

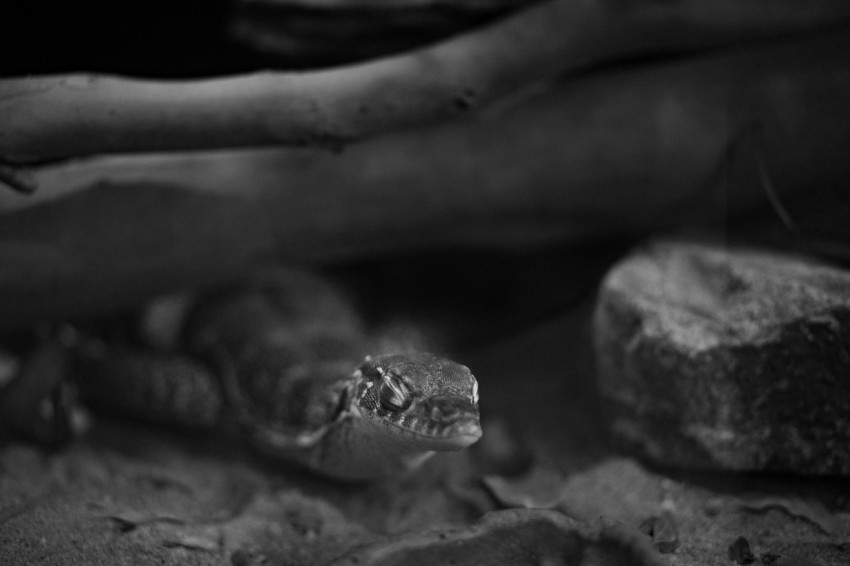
[[756, 150, 801, 236], [2, 0, 850, 170], [0, 163, 37, 194]]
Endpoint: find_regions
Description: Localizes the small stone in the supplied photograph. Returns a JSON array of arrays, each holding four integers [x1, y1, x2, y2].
[[638, 511, 679, 554], [482, 466, 565, 510], [728, 536, 755, 564], [594, 241, 850, 474]]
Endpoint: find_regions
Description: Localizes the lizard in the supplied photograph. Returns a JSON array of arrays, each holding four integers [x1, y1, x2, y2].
[[70, 267, 482, 480]]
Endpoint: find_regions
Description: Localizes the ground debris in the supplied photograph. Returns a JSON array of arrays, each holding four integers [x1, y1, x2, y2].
[[766, 553, 826, 566], [482, 465, 564, 510], [161, 528, 223, 553], [734, 496, 838, 537], [103, 513, 185, 534], [638, 510, 679, 553], [728, 536, 756, 564]]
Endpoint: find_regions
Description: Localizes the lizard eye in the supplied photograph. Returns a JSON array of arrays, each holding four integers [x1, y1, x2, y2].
[[379, 374, 411, 411]]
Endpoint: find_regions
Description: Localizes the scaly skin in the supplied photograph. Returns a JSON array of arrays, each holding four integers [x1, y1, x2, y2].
[[249, 353, 481, 479], [76, 268, 482, 480]]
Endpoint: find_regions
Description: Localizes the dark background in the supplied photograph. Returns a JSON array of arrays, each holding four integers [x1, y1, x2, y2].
[[1, 1, 251, 77]]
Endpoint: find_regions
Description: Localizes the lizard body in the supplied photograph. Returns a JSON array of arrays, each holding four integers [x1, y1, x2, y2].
[[75, 268, 481, 480]]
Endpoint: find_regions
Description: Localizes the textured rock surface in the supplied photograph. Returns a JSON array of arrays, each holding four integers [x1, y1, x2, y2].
[[594, 240, 850, 474], [332, 508, 672, 566]]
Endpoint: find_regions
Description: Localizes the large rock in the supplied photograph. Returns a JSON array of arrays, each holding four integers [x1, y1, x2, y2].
[[594, 240, 850, 474]]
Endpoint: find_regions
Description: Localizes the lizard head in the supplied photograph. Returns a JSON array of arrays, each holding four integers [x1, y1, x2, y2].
[[351, 353, 482, 451]]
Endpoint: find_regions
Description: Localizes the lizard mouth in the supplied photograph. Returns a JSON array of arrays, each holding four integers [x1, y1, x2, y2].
[[390, 397, 482, 450]]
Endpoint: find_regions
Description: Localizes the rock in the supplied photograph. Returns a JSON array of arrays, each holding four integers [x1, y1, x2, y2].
[[330, 508, 668, 566], [593, 240, 850, 474]]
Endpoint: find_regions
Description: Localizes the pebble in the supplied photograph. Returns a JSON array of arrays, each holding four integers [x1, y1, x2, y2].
[[638, 511, 679, 553]]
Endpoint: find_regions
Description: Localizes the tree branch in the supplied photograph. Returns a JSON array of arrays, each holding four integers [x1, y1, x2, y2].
[[2, 0, 850, 170]]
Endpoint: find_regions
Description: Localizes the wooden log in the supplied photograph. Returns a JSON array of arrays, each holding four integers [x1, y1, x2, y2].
[[0, 30, 849, 330]]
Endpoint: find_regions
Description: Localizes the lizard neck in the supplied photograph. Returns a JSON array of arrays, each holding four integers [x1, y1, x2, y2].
[[303, 413, 437, 481]]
